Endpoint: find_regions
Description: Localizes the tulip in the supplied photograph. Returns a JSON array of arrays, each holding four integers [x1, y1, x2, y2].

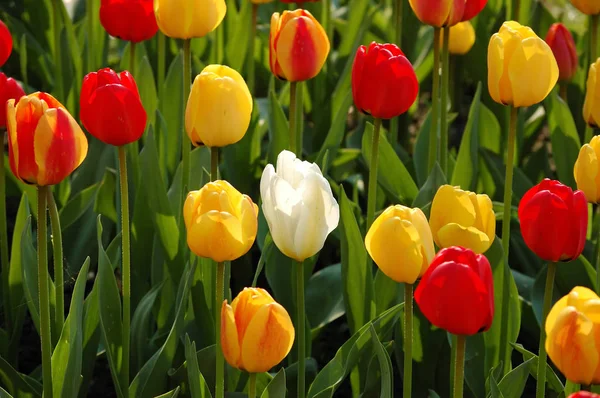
[[6, 92, 88, 186], [351, 42, 419, 120], [0, 20, 11, 67], [570, 0, 600, 15], [462, 0, 487, 22], [518, 179, 587, 262], [269, 9, 330, 82], [574, 136, 600, 203], [584, 58, 600, 128], [488, 21, 559, 108], [184, 180, 258, 263], [80, 68, 147, 146], [569, 393, 600, 398], [154, 0, 226, 39], [414, 246, 494, 335], [221, 288, 295, 373], [185, 65, 252, 148], [429, 185, 496, 254], [0, 73, 25, 129], [100, 0, 158, 43], [408, 0, 464, 27], [546, 287, 600, 385], [545, 23, 578, 82], [440, 21, 476, 55], [365, 205, 435, 284], [260, 150, 339, 262]]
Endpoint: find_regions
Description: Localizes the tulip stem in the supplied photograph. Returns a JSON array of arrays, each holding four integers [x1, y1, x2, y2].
[[0, 130, 10, 334], [296, 259, 306, 398], [215, 261, 225, 398], [248, 373, 257, 398], [248, 4, 258, 94], [211, 147, 219, 181], [536, 262, 556, 398], [403, 283, 413, 398], [428, 28, 441, 175], [453, 335, 466, 398], [52, 0, 63, 101], [118, 146, 131, 398], [47, 190, 64, 334], [440, 26, 450, 176], [86, 0, 94, 71], [498, 105, 518, 375], [290, 82, 298, 155], [130, 41, 136, 76], [367, 118, 382, 230], [591, 15, 598, 65], [158, 33, 166, 98], [182, 39, 192, 206], [37, 186, 53, 398]]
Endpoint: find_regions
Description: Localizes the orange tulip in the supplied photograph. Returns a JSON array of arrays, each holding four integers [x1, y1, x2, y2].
[[269, 9, 330, 82], [7, 92, 88, 186]]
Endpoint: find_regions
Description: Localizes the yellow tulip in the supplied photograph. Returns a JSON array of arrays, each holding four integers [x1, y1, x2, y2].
[[583, 58, 600, 128], [365, 205, 435, 284], [574, 136, 600, 203], [429, 185, 496, 254], [185, 65, 253, 148], [442, 21, 476, 55], [221, 288, 294, 373], [570, 0, 600, 15], [154, 0, 226, 39], [545, 286, 600, 385], [183, 180, 258, 262], [488, 21, 558, 107]]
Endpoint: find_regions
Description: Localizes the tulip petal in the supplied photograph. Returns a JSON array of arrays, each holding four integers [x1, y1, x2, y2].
[[221, 301, 242, 369], [584, 62, 600, 128], [437, 223, 491, 254], [574, 144, 599, 202], [487, 34, 506, 105], [240, 303, 295, 373], [409, 208, 435, 274], [351, 45, 367, 112], [231, 288, 274, 342], [430, 185, 477, 247], [187, 210, 246, 262]]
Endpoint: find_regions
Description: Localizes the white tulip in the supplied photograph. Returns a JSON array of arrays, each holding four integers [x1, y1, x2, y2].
[[260, 150, 340, 262]]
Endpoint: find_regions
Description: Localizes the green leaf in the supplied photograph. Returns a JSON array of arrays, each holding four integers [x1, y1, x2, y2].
[[96, 217, 125, 398], [131, 282, 164, 373], [137, 56, 158, 128], [154, 387, 180, 398], [159, 54, 183, 177], [59, 182, 100, 230], [480, 149, 533, 204], [93, 167, 118, 223], [362, 123, 419, 205], [491, 358, 534, 398], [339, 186, 374, 334], [369, 325, 393, 397], [51, 258, 90, 398], [260, 368, 286, 398], [315, 91, 353, 169], [545, 92, 582, 189], [184, 335, 212, 398], [511, 344, 564, 393], [79, 270, 102, 398], [0, 355, 42, 398], [489, 365, 505, 398], [267, 83, 290, 164], [412, 163, 447, 212], [307, 303, 403, 398], [451, 83, 482, 190], [306, 263, 345, 331]]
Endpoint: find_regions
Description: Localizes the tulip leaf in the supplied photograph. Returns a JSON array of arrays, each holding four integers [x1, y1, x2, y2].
[[480, 149, 534, 204], [51, 257, 90, 398], [307, 303, 403, 398], [316, 91, 354, 169], [267, 81, 290, 165], [58, 182, 100, 230], [545, 92, 581, 189], [131, 282, 164, 374], [306, 263, 345, 331], [184, 335, 212, 398], [79, 270, 102, 398], [338, 0, 372, 58], [362, 122, 418, 205], [488, 366, 505, 398], [510, 344, 564, 393], [451, 82, 482, 191], [369, 325, 393, 397], [93, 167, 118, 223], [159, 54, 184, 178], [338, 186, 374, 334], [154, 387, 180, 398], [0, 354, 42, 397], [137, 55, 158, 129], [487, 358, 534, 398], [260, 368, 286, 398], [412, 163, 447, 214]]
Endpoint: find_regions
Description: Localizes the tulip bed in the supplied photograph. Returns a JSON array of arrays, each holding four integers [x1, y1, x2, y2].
[[1, 0, 600, 397]]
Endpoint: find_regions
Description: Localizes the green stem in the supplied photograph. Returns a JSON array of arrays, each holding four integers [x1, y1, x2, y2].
[[296, 83, 304, 156], [389, 0, 403, 147], [323, 0, 332, 47], [37, 186, 53, 398], [290, 82, 298, 154], [536, 262, 556, 398], [297, 260, 306, 398], [565, 380, 581, 395], [86, 0, 94, 71], [47, 190, 64, 334], [403, 283, 413, 398], [211, 147, 219, 182], [453, 335, 466, 398], [158, 33, 166, 98], [215, 261, 225, 398], [130, 42, 136, 76], [248, 4, 258, 94], [52, 0, 63, 101], [366, 118, 382, 230], [440, 26, 450, 175], [217, 24, 224, 64], [118, 146, 131, 398], [591, 15, 598, 65], [248, 373, 257, 398], [499, 105, 518, 375], [428, 28, 441, 174], [182, 39, 192, 207], [559, 83, 568, 103], [0, 130, 10, 333]]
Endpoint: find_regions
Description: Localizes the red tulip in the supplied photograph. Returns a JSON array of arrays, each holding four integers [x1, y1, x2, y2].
[[0, 73, 25, 129], [545, 23, 578, 82], [351, 42, 419, 120], [462, 0, 487, 21], [80, 68, 147, 146], [100, 0, 158, 43], [414, 246, 494, 336], [0, 20, 12, 67], [518, 179, 587, 262], [569, 393, 600, 398]]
